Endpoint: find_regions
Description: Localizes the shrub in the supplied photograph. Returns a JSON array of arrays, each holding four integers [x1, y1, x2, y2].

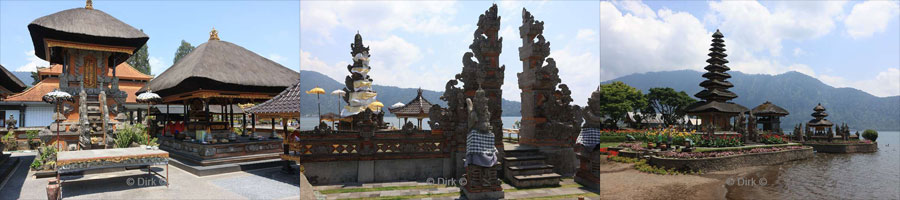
[[2, 130, 17, 151], [761, 134, 787, 144], [862, 129, 878, 141], [598, 136, 627, 143], [31, 144, 57, 170], [115, 123, 155, 148]]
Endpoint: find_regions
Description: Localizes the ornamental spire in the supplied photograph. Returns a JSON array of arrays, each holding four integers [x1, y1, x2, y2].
[[86, 0, 93, 10], [209, 27, 220, 41]]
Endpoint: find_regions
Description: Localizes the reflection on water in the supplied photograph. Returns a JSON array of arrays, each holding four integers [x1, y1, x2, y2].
[[728, 131, 900, 199]]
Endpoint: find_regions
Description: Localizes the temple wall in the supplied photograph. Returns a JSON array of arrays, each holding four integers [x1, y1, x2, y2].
[[301, 157, 453, 185], [649, 147, 813, 172]]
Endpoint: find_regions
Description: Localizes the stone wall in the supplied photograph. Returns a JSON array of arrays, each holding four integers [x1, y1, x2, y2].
[[301, 157, 453, 185], [803, 143, 878, 153], [649, 147, 813, 172]]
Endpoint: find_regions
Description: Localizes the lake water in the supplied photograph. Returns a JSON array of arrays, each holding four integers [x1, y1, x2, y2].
[[727, 131, 900, 199], [298, 116, 522, 131]]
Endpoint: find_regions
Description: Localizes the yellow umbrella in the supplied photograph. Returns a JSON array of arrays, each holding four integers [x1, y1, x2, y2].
[[368, 101, 384, 111], [307, 86, 326, 122], [306, 86, 325, 94]]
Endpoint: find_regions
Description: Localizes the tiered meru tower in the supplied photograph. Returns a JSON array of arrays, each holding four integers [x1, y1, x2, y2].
[[338, 33, 385, 131], [514, 7, 580, 179], [686, 29, 748, 136]]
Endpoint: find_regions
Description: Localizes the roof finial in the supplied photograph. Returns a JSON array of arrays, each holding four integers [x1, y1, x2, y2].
[[209, 27, 220, 41], [86, 0, 93, 9]]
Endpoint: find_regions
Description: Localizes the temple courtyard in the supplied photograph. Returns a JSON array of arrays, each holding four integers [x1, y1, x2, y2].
[[2, 149, 599, 200]]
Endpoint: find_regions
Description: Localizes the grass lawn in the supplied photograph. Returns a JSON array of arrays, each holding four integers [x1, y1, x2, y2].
[[319, 185, 444, 194], [597, 142, 621, 148]]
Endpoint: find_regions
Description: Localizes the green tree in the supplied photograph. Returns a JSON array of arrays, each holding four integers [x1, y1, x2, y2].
[[126, 29, 151, 75], [646, 87, 697, 127], [596, 81, 644, 128], [30, 71, 40, 85], [127, 44, 150, 75], [173, 40, 195, 64]]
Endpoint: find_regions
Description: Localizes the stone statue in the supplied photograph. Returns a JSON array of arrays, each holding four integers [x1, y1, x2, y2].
[[747, 112, 757, 142], [5, 115, 16, 130]]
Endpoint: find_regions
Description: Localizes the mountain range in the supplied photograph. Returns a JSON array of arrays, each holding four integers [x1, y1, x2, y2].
[[603, 70, 900, 131], [299, 70, 522, 117]]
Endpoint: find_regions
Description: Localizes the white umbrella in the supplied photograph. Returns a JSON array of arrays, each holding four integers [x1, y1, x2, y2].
[[391, 102, 405, 109], [330, 89, 346, 129], [330, 90, 346, 96], [43, 89, 72, 151], [136, 90, 162, 103]]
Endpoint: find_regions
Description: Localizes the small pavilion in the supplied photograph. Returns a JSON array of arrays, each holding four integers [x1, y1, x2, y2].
[[137, 29, 298, 166], [388, 89, 433, 130], [806, 103, 834, 138], [751, 101, 789, 134]]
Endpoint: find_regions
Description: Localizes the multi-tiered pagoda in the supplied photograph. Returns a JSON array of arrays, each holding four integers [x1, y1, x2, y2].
[[338, 33, 385, 131], [806, 103, 834, 139], [686, 29, 748, 136]]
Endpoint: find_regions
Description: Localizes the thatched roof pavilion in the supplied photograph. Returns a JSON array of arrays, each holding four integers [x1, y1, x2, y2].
[[0, 65, 27, 98], [137, 29, 299, 103], [27, 3, 148, 65], [388, 89, 433, 129], [751, 101, 790, 133], [246, 80, 300, 118]]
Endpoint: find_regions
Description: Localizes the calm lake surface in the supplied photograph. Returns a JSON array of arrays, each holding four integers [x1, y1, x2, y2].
[[727, 131, 900, 199]]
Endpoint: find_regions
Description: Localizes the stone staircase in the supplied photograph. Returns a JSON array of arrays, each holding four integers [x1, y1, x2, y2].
[[503, 148, 561, 188], [79, 93, 108, 149]]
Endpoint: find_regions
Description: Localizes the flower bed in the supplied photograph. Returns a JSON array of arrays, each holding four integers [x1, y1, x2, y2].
[[760, 134, 787, 144], [659, 145, 805, 159], [649, 146, 813, 172]]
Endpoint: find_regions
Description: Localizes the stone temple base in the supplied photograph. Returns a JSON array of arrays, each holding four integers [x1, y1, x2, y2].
[[461, 165, 503, 200], [574, 147, 601, 191], [802, 142, 878, 153]]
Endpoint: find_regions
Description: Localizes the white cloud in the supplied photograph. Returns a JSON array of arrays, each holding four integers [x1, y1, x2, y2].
[[148, 56, 167, 76], [707, 1, 846, 56], [268, 54, 287, 64], [818, 68, 900, 97], [300, 1, 465, 41], [793, 48, 805, 57], [14, 50, 49, 72], [600, 1, 710, 81], [576, 29, 597, 42], [844, 0, 900, 39], [300, 49, 348, 83]]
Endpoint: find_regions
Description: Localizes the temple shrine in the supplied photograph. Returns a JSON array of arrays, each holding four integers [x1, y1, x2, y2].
[[685, 30, 749, 137], [142, 29, 299, 166], [16, 0, 151, 150]]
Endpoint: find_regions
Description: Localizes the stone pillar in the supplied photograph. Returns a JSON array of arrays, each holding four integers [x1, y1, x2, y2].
[[515, 7, 578, 176]]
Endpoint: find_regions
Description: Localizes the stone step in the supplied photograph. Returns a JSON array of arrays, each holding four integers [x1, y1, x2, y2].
[[86, 106, 101, 112], [503, 155, 548, 166], [503, 155, 546, 161], [506, 165, 554, 176], [504, 149, 541, 157], [509, 173, 562, 188]]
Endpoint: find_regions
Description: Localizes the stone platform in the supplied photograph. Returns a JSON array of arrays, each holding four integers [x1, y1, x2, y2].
[[802, 142, 878, 153], [157, 136, 281, 166]]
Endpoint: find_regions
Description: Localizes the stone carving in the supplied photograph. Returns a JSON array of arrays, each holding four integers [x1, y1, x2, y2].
[[517, 7, 580, 146], [583, 88, 602, 129]]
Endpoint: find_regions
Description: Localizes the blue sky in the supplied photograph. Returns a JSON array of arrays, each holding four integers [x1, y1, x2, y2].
[[1, 0, 300, 76], [300, 1, 600, 105], [601, 0, 900, 97]]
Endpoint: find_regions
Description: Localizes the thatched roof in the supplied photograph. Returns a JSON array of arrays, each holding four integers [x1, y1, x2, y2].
[[388, 89, 433, 117], [808, 119, 834, 127], [751, 101, 789, 116], [28, 7, 148, 64], [685, 101, 748, 114], [245, 79, 300, 116], [138, 40, 299, 97], [0, 65, 27, 93]]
